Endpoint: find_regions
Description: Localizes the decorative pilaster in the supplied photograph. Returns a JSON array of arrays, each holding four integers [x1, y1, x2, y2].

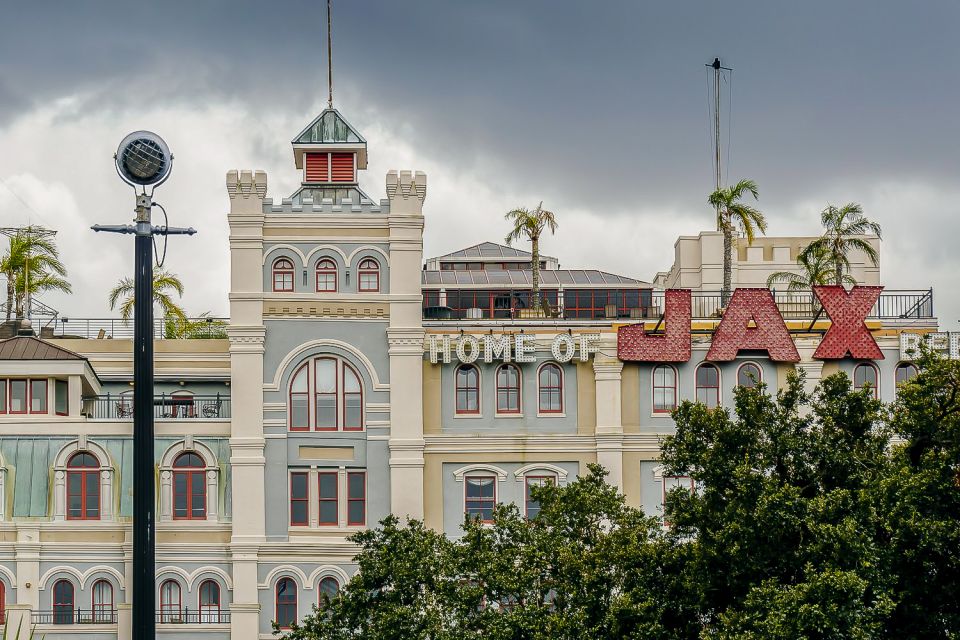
[[593, 349, 625, 490]]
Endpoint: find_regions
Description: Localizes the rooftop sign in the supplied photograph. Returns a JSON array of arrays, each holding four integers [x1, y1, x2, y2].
[[428, 333, 600, 364]]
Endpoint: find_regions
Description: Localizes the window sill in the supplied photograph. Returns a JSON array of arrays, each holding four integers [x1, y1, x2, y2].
[[536, 412, 565, 418], [494, 413, 524, 419], [454, 413, 483, 419]]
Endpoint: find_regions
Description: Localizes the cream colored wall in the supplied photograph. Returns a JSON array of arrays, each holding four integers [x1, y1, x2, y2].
[[423, 360, 442, 435], [576, 361, 596, 435], [621, 364, 641, 433]]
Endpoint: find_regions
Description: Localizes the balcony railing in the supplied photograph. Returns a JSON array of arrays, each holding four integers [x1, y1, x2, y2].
[[32, 608, 118, 624], [82, 393, 231, 420], [157, 609, 231, 624], [26, 316, 230, 340], [422, 289, 934, 322]]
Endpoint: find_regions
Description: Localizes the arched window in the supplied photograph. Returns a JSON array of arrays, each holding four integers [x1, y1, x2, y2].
[[67, 452, 100, 520], [455, 365, 480, 415], [652, 365, 677, 413], [289, 357, 364, 431], [199, 580, 221, 623], [695, 363, 720, 408], [496, 365, 521, 414], [275, 578, 297, 629], [464, 475, 496, 523], [272, 258, 295, 292], [315, 259, 338, 292], [895, 362, 919, 386], [854, 363, 879, 398], [91, 579, 113, 623], [318, 577, 339, 606], [53, 579, 74, 625], [737, 362, 762, 389], [0, 581, 4, 626], [173, 452, 206, 520], [538, 363, 563, 414], [357, 258, 380, 292], [160, 580, 182, 623]]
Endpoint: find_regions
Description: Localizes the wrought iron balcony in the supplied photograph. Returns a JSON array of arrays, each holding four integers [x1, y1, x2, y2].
[[156, 609, 231, 624], [33, 608, 118, 624], [422, 288, 934, 322], [82, 393, 230, 420]]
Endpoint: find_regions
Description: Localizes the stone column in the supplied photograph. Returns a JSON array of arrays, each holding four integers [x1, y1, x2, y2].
[[593, 347, 625, 490], [385, 170, 427, 520], [15, 528, 39, 611], [226, 169, 268, 640]]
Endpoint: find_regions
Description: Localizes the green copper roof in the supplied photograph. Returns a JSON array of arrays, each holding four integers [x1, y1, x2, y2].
[[293, 108, 365, 144]]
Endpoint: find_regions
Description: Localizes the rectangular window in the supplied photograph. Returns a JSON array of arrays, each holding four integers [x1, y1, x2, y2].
[[347, 472, 366, 526], [318, 472, 338, 526], [9, 379, 27, 414], [662, 475, 695, 526], [30, 379, 47, 413], [290, 472, 308, 526], [315, 359, 338, 430], [524, 476, 555, 519], [0, 378, 6, 413], [465, 475, 496, 523], [55, 379, 69, 416]]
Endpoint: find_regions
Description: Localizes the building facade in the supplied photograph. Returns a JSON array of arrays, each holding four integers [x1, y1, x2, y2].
[[0, 107, 940, 639]]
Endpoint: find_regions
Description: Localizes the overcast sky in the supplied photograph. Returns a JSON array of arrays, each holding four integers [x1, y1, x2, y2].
[[0, 0, 957, 325]]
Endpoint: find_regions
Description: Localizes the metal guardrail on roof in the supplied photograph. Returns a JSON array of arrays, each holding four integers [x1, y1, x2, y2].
[[40, 317, 229, 340]]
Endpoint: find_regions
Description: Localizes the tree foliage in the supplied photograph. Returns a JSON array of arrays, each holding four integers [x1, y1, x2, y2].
[[504, 203, 558, 314], [108, 266, 186, 321], [708, 179, 767, 304], [282, 355, 960, 640], [1, 227, 71, 320], [801, 202, 882, 285]]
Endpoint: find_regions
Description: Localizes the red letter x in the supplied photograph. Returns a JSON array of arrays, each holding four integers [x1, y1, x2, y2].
[[617, 289, 692, 362], [813, 285, 883, 360]]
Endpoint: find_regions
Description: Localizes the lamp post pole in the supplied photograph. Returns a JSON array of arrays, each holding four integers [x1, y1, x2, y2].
[[93, 131, 194, 639], [132, 192, 156, 639]]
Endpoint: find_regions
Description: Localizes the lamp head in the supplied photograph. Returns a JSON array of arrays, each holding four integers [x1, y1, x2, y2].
[[115, 131, 172, 187]]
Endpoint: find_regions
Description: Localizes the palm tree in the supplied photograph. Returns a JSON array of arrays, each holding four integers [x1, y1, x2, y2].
[[708, 179, 767, 305], [108, 267, 186, 322], [1, 227, 71, 320], [504, 202, 558, 314], [801, 202, 881, 285], [766, 242, 856, 291]]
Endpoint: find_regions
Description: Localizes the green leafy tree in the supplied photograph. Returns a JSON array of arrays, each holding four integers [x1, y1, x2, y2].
[[164, 311, 228, 339], [0, 227, 71, 320], [801, 202, 881, 285], [108, 267, 186, 322], [504, 202, 558, 315], [708, 179, 767, 305], [766, 242, 856, 291]]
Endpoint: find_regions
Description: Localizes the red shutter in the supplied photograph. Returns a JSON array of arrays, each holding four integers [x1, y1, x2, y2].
[[305, 153, 329, 182], [330, 153, 355, 182]]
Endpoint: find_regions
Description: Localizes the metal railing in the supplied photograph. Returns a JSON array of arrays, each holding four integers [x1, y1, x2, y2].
[[156, 609, 231, 624], [32, 608, 118, 624], [423, 289, 935, 321], [82, 393, 230, 420], [43, 316, 229, 340]]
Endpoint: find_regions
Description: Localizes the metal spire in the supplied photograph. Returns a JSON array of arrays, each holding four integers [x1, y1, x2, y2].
[[327, 0, 334, 109]]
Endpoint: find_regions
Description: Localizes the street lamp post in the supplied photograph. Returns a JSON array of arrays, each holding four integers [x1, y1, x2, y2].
[[93, 132, 195, 639]]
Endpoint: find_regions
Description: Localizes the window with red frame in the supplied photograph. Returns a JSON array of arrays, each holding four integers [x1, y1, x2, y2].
[[347, 471, 366, 526], [55, 379, 68, 416], [199, 580, 221, 623], [53, 579, 74, 625], [318, 577, 339, 606], [465, 475, 496, 523], [496, 365, 521, 414], [316, 259, 337, 292], [0, 378, 5, 414], [455, 365, 480, 415], [275, 578, 297, 629], [172, 452, 206, 520], [290, 472, 309, 526], [695, 363, 720, 408], [67, 452, 100, 520], [8, 380, 26, 414], [0, 581, 5, 625], [538, 364, 563, 413], [91, 579, 113, 623], [652, 365, 677, 413], [289, 357, 364, 431], [159, 580, 182, 623], [272, 258, 295, 292], [318, 472, 338, 526], [357, 259, 380, 292], [854, 363, 879, 398], [524, 475, 555, 519], [30, 379, 47, 413], [895, 362, 918, 396]]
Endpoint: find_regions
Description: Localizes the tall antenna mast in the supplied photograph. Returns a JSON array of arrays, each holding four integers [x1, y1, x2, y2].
[[707, 57, 732, 196], [327, 0, 334, 109]]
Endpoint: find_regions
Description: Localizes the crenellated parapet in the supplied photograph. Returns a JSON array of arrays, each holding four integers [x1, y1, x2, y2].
[[385, 170, 427, 214]]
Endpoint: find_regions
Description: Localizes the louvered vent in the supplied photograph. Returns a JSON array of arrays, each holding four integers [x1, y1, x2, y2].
[[330, 153, 355, 182], [305, 153, 329, 182]]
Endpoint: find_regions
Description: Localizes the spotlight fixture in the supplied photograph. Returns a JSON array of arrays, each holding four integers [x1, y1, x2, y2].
[[115, 131, 172, 188]]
